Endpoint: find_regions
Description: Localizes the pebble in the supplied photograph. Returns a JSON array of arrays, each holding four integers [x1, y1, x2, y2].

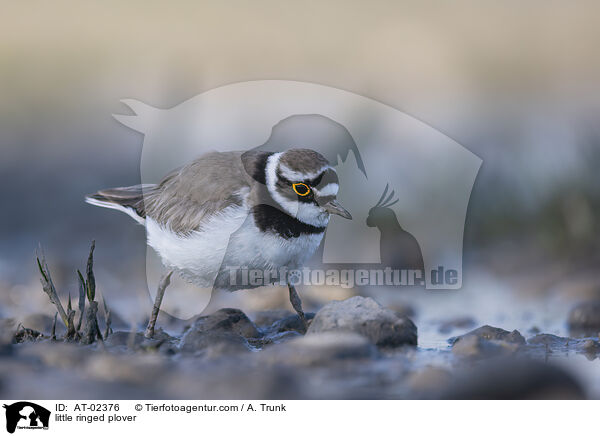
[[450, 325, 526, 345], [568, 300, 600, 337], [180, 330, 252, 358], [307, 296, 417, 347], [186, 308, 262, 339]]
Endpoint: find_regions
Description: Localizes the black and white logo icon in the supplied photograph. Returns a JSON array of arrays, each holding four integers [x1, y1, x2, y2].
[[3, 402, 50, 434]]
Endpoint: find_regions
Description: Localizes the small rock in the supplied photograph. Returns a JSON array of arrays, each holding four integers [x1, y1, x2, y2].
[[187, 308, 261, 339], [580, 339, 600, 357], [261, 331, 377, 366], [450, 325, 526, 345], [451, 325, 525, 359], [180, 331, 251, 358], [179, 308, 259, 357], [307, 296, 417, 347], [452, 335, 520, 359], [568, 300, 600, 337]]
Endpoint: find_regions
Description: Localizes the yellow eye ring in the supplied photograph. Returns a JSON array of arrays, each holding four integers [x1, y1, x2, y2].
[[292, 183, 311, 196]]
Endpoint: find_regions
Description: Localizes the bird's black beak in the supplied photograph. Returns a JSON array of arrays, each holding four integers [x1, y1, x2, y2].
[[324, 199, 352, 219]]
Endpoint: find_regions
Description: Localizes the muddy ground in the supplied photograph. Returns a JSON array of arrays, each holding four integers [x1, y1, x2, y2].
[[1, 250, 599, 399]]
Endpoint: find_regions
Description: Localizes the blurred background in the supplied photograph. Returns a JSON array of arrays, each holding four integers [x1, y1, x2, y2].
[[1, 1, 599, 398]]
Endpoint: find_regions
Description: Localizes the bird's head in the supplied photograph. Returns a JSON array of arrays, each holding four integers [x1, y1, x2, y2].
[[366, 184, 398, 227], [265, 148, 352, 226]]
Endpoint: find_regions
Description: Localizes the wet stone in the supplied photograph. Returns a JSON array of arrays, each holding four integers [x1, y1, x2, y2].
[[568, 300, 600, 337], [307, 296, 417, 348], [452, 335, 521, 359], [180, 330, 252, 358], [186, 308, 262, 339], [579, 339, 600, 357], [450, 325, 526, 346]]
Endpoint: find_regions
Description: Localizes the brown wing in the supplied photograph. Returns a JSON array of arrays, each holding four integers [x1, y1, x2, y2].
[[143, 151, 261, 234], [87, 150, 272, 234]]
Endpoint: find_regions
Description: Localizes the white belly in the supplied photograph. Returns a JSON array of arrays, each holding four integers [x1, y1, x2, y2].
[[145, 206, 324, 288]]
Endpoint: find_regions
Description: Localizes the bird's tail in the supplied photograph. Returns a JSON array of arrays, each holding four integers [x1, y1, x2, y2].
[[85, 184, 154, 224]]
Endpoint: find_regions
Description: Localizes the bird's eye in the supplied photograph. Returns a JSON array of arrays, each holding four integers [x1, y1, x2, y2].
[[292, 183, 311, 196]]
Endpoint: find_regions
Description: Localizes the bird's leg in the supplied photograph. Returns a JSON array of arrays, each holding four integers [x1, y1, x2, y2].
[[287, 282, 308, 332], [144, 269, 173, 339]]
